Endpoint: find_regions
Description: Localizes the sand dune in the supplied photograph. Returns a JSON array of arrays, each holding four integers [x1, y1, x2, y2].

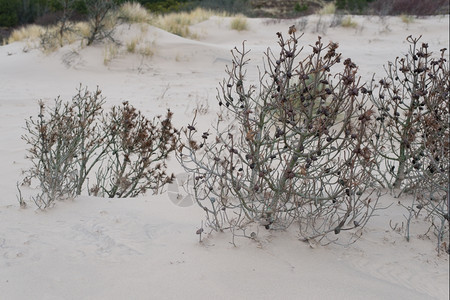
[[0, 14, 448, 299]]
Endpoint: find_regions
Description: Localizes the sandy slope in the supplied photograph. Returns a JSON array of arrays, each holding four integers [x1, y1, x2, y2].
[[0, 14, 449, 299]]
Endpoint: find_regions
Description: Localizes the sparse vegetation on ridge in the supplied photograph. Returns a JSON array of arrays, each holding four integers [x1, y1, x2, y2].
[[152, 7, 217, 38], [340, 16, 358, 28], [119, 1, 152, 24], [4, 4, 220, 49], [230, 14, 248, 31]]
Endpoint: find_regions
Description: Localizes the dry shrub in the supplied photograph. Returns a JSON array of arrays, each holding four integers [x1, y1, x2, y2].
[[94, 102, 177, 198], [21, 86, 178, 208], [178, 27, 379, 245], [367, 36, 449, 253], [40, 22, 81, 52], [85, 0, 118, 46], [368, 36, 448, 192], [22, 86, 106, 208]]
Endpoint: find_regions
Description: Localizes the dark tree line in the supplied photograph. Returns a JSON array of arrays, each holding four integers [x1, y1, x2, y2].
[[0, 0, 87, 27], [0, 0, 252, 28]]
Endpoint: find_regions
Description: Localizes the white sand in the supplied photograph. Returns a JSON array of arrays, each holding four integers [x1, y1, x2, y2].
[[0, 14, 448, 299]]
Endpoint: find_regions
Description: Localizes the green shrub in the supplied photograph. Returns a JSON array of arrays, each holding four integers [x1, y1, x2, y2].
[[0, 0, 20, 27], [144, 0, 189, 14], [294, 2, 308, 13], [336, 0, 374, 13]]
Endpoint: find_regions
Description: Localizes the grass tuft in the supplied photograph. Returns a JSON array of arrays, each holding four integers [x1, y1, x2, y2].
[[103, 42, 119, 65], [341, 16, 358, 28], [126, 37, 139, 53], [119, 2, 152, 24], [8, 25, 44, 43], [319, 3, 336, 15], [400, 14, 414, 24], [230, 15, 248, 31], [152, 8, 214, 38], [138, 42, 154, 57]]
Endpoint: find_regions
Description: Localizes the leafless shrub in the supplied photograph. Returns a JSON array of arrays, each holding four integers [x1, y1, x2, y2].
[[21, 85, 178, 208], [368, 36, 447, 191], [178, 27, 379, 245], [39, 0, 78, 51], [22, 88, 99, 208], [93, 102, 177, 198], [412, 46, 449, 253], [85, 0, 117, 46], [368, 36, 449, 253]]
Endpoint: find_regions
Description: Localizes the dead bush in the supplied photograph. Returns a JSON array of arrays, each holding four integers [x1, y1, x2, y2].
[[178, 27, 379, 245]]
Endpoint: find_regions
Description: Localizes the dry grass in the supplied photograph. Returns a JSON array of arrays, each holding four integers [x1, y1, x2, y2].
[[74, 22, 91, 39], [138, 42, 154, 57], [400, 14, 414, 24], [119, 2, 152, 24], [126, 37, 138, 53], [6, 5, 226, 55], [40, 22, 86, 53], [319, 2, 336, 15], [8, 21, 92, 51], [7, 6, 222, 46], [153, 7, 215, 38], [341, 16, 358, 28], [8, 25, 44, 43], [140, 23, 149, 34], [230, 15, 248, 31], [125, 35, 154, 57], [103, 42, 119, 65]]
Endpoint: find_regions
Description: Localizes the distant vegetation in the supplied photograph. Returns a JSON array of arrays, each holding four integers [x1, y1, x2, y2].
[[4, 3, 223, 48], [1, 0, 448, 47], [1, 0, 448, 29], [0, 0, 247, 29]]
